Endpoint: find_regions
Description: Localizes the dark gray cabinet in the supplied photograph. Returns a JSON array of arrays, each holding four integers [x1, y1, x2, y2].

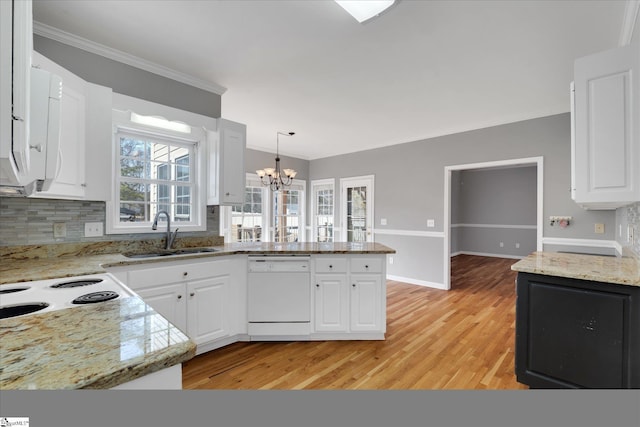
[[515, 272, 640, 389]]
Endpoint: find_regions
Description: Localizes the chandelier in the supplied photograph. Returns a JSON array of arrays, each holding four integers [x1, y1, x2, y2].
[[256, 132, 297, 191]]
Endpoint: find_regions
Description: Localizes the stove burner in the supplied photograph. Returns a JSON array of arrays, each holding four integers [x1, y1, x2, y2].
[[0, 287, 30, 294], [51, 279, 104, 289], [72, 291, 119, 304]]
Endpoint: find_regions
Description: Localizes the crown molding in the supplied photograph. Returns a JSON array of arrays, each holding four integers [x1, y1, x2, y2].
[[33, 21, 227, 95], [619, 0, 640, 46]]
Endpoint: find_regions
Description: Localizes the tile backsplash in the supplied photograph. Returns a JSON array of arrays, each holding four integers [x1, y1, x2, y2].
[[625, 202, 640, 256], [0, 197, 220, 246]]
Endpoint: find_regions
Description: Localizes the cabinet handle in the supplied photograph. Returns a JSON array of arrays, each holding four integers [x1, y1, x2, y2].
[[352, 283, 356, 288], [190, 292, 195, 297], [225, 192, 230, 196], [329, 265, 333, 269], [316, 283, 320, 288], [177, 295, 182, 300], [183, 272, 188, 277], [365, 265, 369, 269]]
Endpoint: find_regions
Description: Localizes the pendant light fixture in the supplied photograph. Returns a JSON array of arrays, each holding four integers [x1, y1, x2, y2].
[[256, 131, 297, 191]]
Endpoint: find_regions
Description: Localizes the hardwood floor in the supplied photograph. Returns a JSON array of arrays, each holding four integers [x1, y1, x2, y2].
[[182, 255, 528, 390]]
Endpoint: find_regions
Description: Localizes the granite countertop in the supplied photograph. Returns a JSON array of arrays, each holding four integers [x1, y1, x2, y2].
[[0, 240, 394, 389], [0, 295, 196, 389], [0, 241, 396, 284], [511, 251, 640, 287]]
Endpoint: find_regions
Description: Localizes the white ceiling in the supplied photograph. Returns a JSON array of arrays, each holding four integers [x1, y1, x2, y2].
[[33, 0, 629, 160]]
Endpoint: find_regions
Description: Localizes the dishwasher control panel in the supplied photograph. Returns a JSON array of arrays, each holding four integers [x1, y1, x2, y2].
[[248, 256, 310, 272]]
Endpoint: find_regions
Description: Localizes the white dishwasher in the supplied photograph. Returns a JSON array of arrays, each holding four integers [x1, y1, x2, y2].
[[247, 255, 311, 337]]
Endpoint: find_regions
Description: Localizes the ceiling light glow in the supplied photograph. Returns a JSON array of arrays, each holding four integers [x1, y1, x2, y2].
[[335, 0, 395, 23]]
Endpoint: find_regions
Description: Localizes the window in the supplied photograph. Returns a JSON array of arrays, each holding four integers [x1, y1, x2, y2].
[[230, 183, 265, 242], [311, 179, 335, 242], [222, 174, 305, 242], [107, 109, 206, 234], [273, 188, 303, 243]]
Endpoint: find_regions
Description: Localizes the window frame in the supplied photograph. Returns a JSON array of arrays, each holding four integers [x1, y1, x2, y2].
[[106, 109, 207, 235], [271, 179, 306, 243], [221, 173, 306, 243], [311, 178, 336, 243]]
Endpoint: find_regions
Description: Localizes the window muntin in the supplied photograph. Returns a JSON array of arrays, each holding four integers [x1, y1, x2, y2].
[[117, 132, 195, 225], [312, 180, 335, 242], [223, 174, 305, 243], [273, 189, 302, 243], [230, 185, 264, 242]]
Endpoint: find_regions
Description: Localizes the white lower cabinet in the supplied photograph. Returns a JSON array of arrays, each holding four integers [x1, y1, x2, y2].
[[312, 255, 386, 339], [107, 256, 245, 354], [314, 273, 349, 332]]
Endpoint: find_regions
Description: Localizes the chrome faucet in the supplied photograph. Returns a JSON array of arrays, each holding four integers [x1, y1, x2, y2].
[[152, 210, 179, 250]]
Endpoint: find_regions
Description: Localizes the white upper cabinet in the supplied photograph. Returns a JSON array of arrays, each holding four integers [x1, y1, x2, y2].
[[207, 118, 246, 205], [1, 0, 32, 186], [572, 44, 640, 209], [30, 51, 112, 201]]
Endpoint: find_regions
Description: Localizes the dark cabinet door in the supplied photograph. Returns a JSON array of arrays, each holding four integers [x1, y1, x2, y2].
[[528, 282, 626, 388], [516, 273, 639, 389]]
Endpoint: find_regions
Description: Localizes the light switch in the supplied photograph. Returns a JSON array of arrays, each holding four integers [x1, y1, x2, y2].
[[594, 223, 605, 234], [381, 218, 387, 226], [427, 219, 435, 228]]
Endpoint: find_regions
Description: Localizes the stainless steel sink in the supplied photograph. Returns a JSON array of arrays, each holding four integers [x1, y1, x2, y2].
[[123, 247, 220, 259]]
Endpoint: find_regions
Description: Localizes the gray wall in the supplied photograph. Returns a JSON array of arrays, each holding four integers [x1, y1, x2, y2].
[[33, 35, 221, 118], [453, 166, 537, 258], [310, 113, 616, 286], [245, 149, 310, 182]]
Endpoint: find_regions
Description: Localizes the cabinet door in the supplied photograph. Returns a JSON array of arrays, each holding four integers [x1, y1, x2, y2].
[[219, 119, 246, 205], [83, 83, 113, 201], [573, 45, 639, 208], [314, 274, 349, 332], [187, 275, 229, 345], [135, 283, 187, 334], [31, 51, 86, 199], [350, 274, 384, 332]]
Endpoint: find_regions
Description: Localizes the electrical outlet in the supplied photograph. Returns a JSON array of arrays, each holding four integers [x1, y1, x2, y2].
[[53, 223, 67, 238], [85, 222, 104, 237], [389, 256, 394, 265], [499, 242, 504, 248], [381, 218, 387, 226], [594, 223, 605, 234], [515, 243, 520, 249], [427, 219, 435, 228]]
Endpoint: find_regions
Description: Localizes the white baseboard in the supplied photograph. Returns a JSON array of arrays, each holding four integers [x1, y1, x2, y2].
[[386, 274, 447, 290]]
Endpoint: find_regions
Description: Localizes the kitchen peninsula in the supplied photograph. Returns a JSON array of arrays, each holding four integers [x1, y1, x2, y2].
[[511, 251, 640, 389], [0, 241, 395, 389]]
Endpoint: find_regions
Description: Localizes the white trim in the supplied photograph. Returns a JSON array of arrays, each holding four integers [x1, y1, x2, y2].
[[619, 0, 640, 46], [444, 156, 543, 291], [33, 21, 227, 95], [310, 178, 336, 243], [375, 228, 445, 238], [541, 237, 619, 249], [106, 109, 207, 235], [386, 275, 447, 290], [614, 241, 624, 256], [451, 251, 525, 260], [340, 175, 375, 242], [450, 223, 537, 230]]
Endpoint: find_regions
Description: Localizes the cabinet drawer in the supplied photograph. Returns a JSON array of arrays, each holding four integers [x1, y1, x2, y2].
[[127, 261, 216, 289], [315, 258, 347, 273], [350, 257, 382, 273]]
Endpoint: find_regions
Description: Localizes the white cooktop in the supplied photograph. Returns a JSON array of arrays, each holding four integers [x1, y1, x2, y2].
[[0, 273, 135, 318]]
